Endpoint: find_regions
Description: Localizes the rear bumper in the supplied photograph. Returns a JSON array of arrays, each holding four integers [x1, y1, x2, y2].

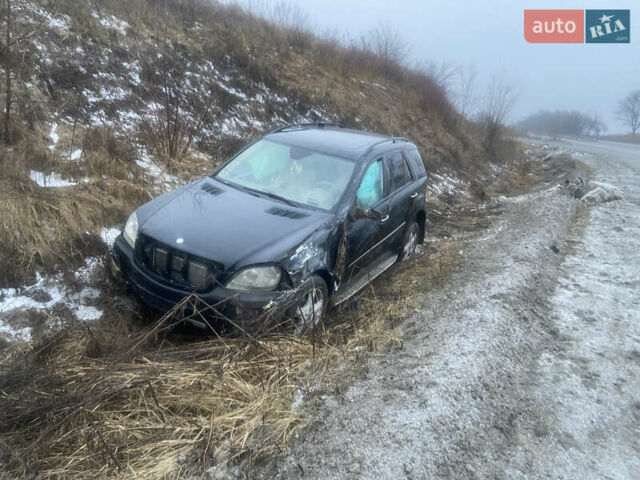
[[110, 235, 295, 319]]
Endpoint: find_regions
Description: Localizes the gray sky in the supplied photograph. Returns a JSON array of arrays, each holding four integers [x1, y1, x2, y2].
[[250, 0, 639, 133]]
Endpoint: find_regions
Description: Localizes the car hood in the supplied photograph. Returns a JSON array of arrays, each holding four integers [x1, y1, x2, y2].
[[138, 178, 332, 270]]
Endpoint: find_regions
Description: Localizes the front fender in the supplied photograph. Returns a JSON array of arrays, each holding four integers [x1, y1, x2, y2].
[[281, 223, 340, 288]]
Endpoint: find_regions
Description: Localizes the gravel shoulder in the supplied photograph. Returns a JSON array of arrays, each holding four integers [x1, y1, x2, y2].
[[259, 144, 640, 480]]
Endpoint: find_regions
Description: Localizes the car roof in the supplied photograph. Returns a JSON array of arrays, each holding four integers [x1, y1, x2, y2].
[[264, 125, 410, 161]]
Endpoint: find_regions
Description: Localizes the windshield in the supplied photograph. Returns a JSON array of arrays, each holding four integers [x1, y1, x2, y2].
[[215, 139, 355, 210]]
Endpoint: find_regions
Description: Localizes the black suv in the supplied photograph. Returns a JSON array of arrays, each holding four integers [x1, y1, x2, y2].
[[110, 124, 427, 330]]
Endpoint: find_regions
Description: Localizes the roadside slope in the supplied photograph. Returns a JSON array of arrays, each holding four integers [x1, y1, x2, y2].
[[1, 0, 501, 343]]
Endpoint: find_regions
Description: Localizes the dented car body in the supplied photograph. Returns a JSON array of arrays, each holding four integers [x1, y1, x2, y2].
[[109, 124, 427, 328]]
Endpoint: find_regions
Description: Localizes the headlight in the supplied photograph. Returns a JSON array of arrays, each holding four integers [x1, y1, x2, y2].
[[123, 212, 138, 248], [226, 266, 282, 292]]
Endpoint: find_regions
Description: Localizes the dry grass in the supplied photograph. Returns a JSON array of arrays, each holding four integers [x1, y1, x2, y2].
[[0, 132, 151, 287], [0, 239, 458, 479]]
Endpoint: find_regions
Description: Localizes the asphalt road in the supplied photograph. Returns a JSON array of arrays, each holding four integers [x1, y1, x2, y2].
[[258, 139, 640, 480]]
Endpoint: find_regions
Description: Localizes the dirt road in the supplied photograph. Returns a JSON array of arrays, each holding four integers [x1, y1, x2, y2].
[[262, 140, 640, 479]]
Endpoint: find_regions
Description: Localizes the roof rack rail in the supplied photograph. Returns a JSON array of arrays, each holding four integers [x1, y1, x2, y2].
[[361, 137, 408, 157], [270, 122, 344, 133]]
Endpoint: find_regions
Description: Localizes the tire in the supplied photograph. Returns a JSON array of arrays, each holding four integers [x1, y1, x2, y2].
[[294, 274, 329, 335], [400, 221, 419, 262]]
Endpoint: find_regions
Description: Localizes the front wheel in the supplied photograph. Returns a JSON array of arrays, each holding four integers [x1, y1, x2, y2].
[[294, 275, 328, 335], [400, 222, 419, 262]]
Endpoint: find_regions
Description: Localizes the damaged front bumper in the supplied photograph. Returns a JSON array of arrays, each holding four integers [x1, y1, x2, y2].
[[109, 235, 299, 325]]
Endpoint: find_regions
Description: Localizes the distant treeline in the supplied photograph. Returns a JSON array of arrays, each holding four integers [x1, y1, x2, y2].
[[515, 110, 605, 136]]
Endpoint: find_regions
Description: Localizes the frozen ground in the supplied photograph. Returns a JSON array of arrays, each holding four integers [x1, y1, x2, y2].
[[257, 139, 639, 479], [0, 226, 119, 343]]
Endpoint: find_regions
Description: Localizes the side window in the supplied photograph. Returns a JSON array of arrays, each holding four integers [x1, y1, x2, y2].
[[405, 149, 426, 178], [356, 159, 384, 210], [387, 151, 411, 191]]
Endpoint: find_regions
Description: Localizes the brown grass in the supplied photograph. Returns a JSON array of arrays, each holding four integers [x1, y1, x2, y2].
[[0, 131, 151, 287], [0, 239, 458, 479]]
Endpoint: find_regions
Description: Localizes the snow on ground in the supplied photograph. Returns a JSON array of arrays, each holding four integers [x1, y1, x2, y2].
[[0, 257, 104, 342], [122, 61, 142, 85], [101, 227, 121, 248], [91, 11, 129, 35], [70, 149, 82, 161], [47, 14, 71, 30], [30, 170, 77, 187], [136, 149, 183, 192], [49, 123, 59, 150], [428, 173, 468, 197]]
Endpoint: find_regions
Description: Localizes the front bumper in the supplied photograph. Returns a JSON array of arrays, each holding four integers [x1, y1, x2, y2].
[[110, 235, 296, 322]]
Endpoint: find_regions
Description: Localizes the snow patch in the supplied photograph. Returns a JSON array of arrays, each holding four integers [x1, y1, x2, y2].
[[74, 305, 103, 321], [0, 257, 106, 342], [429, 174, 467, 196], [47, 14, 71, 30], [291, 389, 305, 411], [91, 11, 129, 35], [101, 227, 121, 248], [49, 123, 59, 150], [581, 181, 623, 204], [30, 170, 77, 188], [136, 150, 183, 192]]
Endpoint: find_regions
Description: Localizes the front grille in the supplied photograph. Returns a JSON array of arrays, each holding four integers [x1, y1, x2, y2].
[[136, 234, 221, 291]]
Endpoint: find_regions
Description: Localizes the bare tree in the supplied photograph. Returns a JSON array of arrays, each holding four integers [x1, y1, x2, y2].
[[0, 0, 42, 146], [587, 111, 606, 136], [454, 65, 477, 119], [415, 60, 460, 93], [362, 24, 412, 65], [479, 76, 519, 150], [617, 90, 640, 134], [141, 67, 214, 167], [268, 0, 310, 31]]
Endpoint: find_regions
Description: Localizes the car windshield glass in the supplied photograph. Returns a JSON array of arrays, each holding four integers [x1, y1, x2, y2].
[[215, 139, 355, 210]]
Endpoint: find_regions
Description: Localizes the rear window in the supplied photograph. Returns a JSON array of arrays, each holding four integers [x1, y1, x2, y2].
[[405, 148, 426, 178], [387, 151, 411, 191]]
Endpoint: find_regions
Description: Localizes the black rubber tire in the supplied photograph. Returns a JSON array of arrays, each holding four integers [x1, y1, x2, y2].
[[400, 221, 420, 262], [294, 274, 329, 335]]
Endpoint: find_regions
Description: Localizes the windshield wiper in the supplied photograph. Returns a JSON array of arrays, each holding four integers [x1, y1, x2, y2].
[[217, 178, 304, 208], [218, 178, 260, 197], [257, 191, 303, 208]]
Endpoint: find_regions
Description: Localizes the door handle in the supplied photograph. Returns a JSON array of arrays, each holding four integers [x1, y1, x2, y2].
[[410, 192, 418, 199], [380, 215, 390, 223]]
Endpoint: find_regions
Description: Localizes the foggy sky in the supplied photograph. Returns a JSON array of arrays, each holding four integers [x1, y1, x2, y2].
[[254, 0, 639, 133]]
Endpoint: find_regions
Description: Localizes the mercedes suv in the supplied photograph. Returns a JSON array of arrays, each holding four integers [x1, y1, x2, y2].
[[109, 123, 428, 331]]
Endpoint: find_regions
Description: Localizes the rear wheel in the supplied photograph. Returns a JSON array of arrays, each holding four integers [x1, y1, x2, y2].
[[400, 222, 419, 261], [294, 275, 328, 335]]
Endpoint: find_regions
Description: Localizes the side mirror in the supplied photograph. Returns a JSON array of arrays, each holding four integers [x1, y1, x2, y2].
[[351, 206, 368, 220]]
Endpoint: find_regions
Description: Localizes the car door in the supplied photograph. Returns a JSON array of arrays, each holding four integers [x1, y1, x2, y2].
[[381, 150, 416, 254], [344, 157, 391, 282]]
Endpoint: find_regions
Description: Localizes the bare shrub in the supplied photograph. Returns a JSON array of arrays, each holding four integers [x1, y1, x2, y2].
[[453, 65, 477, 119], [617, 89, 640, 134], [0, 0, 44, 145], [361, 24, 412, 66], [478, 77, 519, 151], [139, 58, 214, 168]]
